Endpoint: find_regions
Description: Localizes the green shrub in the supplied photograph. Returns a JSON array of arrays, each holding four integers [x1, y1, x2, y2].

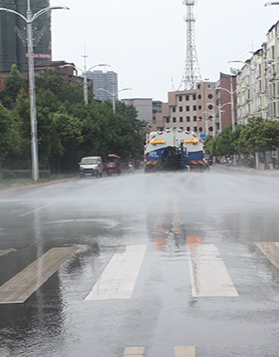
[[2, 169, 17, 179], [12, 170, 31, 178], [39, 170, 50, 178]]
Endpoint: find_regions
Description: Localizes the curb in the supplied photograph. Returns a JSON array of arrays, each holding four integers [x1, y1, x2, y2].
[[216, 164, 279, 176], [0, 177, 77, 196]]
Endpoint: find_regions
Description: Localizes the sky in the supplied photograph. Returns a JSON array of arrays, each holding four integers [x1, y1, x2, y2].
[[49, 0, 279, 102]]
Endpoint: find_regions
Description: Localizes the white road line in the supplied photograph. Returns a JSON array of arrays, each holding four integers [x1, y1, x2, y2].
[[85, 245, 146, 301], [154, 199, 167, 235], [173, 198, 182, 234], [0, 250, 12, 257], [255, 242, 279, 269], [123, 346, 145, 356], [187, 243, 239, 297], [18, 203, 53, 217], [175, 346, 195, 357], [0, 247, 79, 304]]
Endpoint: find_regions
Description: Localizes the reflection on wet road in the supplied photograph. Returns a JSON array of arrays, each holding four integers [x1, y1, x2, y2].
[[1, 167, 279, 356]]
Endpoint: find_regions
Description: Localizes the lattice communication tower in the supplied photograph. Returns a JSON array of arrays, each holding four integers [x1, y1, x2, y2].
[[179, 0, 202, 90]]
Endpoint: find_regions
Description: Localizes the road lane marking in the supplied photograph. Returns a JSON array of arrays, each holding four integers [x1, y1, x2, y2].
[[255, 242, 279, 269], [85, 245, 146, 301], [123, 346, 145, 356], [154, 199, 167, 235], [175, 346, 195, 357], [18, 203, 53, 217], [173, 198, 182, 234], [0, 250, 12, 257], [187, 243, 239, 297], [0, 247, 79, 304]]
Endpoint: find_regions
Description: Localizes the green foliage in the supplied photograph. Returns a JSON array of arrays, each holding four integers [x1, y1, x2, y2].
[[0, 68, 149, 173], [0, 65, 27, 108], [205, 117, 279, 158], [0, 104, 18, 161]]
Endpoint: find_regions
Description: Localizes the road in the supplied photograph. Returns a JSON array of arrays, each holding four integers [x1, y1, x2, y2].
[[1, 166, 279, 356]]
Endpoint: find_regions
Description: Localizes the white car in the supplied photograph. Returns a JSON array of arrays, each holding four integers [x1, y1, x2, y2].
[[79, 156, 103, 178]]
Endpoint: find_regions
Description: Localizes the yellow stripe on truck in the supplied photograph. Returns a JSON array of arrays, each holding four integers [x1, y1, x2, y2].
[[190, 161, 204, 164], [145, 161, 158, 165]]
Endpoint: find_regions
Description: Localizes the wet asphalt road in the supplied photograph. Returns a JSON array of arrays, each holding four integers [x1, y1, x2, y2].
[[1, 166, 279, 356]]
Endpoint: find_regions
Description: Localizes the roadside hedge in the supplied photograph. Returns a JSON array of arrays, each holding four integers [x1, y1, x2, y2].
[[2, 170, 50, 179]]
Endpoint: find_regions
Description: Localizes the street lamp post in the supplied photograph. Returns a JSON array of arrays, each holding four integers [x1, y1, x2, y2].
[[216, 81, 237, 164], [0, 1, 69, 181], [200, 112, 213, 136], [206, 102, 232, 135], [96, 88, 132, 113], [216, 84, 237, 131], [59, 62, 110, 104]]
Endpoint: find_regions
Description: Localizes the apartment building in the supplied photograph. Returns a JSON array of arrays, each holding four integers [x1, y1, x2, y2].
[[237, 20, 279, 123], [0, 0, 51, 73], [88, 70, 118, 102], [154, 81, 216, 136]]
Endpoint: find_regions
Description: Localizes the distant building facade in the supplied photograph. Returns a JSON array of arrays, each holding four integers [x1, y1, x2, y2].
[[154, 81, 216, 136], [88, 70, 118, 102], [153, 75, 237, 138], [0, 0, 51, 73], [122, 98, 153, 124], [236, 21, 279, 124]]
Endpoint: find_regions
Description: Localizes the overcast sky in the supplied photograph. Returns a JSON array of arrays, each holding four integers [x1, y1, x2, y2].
[[50, 0, 279, 102]]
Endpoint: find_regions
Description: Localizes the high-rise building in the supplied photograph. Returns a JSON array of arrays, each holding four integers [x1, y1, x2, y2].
[[88, 70, 118, 102], [0, 0, 51, 73]]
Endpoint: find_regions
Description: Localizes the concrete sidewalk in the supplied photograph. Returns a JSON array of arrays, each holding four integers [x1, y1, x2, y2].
[[216, 164, 279, 176]]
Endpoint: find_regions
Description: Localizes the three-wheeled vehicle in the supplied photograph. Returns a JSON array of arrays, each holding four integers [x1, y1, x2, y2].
[[104, 154, 121, 176]]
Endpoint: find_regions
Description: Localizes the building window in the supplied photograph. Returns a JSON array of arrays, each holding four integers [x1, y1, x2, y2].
[[179, 95, 182, 101], [186, 106, 190, 111], [198, 94, 202, 99], [198, 105, 202, 110], [197, 84, 201, 89], [166, 117, 170, 123], [186, 95, 189, 101], [186, 116, 190, 122], [180, 117, 183, 122], [193, 94, 196, 100], [193, 116, 197, 121], [194, 126, 197, 132], [208, 104, 213, 110], [179, 106, 183, 112], [208, 94, 213, 99], [180, 127, 183, 130], [172, 107, 176, 112], [199, 127, 203, 132], [187, 126, 191, 131], [173, 117, 176, 123], [193, 105, 197, 111]]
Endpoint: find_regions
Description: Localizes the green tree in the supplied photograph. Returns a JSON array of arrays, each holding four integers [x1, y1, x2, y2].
[[0, 65, 27, 108], [0, 104, 18, 178]]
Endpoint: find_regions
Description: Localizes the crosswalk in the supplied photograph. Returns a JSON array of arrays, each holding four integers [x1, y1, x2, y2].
[[1, 201, 279, 304], [85, 245, 146, 301], [1, 199, 279, 356], [122, 346, 195, 357]]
